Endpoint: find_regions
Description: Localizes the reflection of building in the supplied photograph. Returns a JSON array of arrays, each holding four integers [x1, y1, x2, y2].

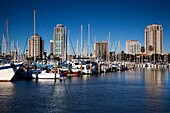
[[94, 41, 109, 61], [28, 34, 44, 58], [126, 40, 141, 55], [145, 68, 163, 85], [53, 24, 66, 61], [145, 24, 163, 55], [50, 40, 53, 54]]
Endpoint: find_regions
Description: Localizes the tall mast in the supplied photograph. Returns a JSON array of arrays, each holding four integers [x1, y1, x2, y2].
[[34, 9, 36, 62], [76, 39, 79, 58], [80, 25, 83, 58], [2, 34, 6, 55], [88, 23, 90, 58], [6, 19, 10, 54], [67, 30, 70, 57], [108, 32, 110, 62]]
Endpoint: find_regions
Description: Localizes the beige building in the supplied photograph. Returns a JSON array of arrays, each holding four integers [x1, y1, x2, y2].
[[145, 24, 163, 55], [126, 40, 141, 55], [94, 41, 109, 61], [28, 34, 44, 58]]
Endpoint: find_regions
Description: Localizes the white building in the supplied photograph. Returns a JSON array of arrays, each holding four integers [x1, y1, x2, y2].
[[53, 24, 66, 61]]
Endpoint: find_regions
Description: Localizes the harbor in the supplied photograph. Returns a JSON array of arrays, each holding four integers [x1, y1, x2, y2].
[[1, 0, 170, 112]]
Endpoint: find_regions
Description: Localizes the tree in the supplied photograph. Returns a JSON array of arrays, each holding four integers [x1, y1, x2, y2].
[[149, 45, 153, 62], [141, 46, 145, 63], [121, 51, 125, 61]]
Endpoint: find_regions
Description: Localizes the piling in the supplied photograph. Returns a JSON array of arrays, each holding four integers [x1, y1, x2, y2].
[[68, 63, 71, 79], [90, 63, 92, 75], [98, 62, 100, 74], [80, 62, 83, 76]]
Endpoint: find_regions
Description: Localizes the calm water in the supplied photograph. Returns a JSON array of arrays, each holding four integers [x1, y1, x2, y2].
[[1, 68, 170, 113]]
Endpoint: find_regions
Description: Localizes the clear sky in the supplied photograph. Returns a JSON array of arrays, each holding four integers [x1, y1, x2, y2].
[[0, 0, 170, 54]]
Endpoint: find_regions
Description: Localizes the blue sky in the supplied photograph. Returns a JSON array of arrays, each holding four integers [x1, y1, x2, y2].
[[0, 0, 170, 54]]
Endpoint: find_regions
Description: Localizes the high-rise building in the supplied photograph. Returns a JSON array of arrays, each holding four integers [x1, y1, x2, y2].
[[53, 24, 66, 61], [50, 40, 53, 54], [28, 34, 44, 58], [145, 24, 163, 55], [126, 40, 141, 55], [94, 41, 109, 61]]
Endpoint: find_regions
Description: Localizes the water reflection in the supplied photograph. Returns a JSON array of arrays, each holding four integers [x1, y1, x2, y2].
[[145, 68, 169, 85], [0, 69, 170, 113]]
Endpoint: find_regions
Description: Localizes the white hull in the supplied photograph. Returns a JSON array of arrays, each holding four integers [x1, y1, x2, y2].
[[0, 63, 22, 81], [32, 70, 60, 79]]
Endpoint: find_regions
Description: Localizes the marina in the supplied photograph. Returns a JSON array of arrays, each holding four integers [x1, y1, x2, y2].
[[0, 68, 170, 113], [1, 0, 170, 112]]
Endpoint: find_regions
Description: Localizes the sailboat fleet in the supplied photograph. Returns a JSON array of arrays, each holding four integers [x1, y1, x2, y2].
[[1, 10, 170, 82]]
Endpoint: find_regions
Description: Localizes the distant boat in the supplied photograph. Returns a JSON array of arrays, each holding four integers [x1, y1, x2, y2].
[[0, 59, 23, 82], [31, 69, 61, 79]]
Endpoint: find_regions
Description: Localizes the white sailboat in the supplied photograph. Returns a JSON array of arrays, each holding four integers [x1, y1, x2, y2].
[[0, 20, 23, 82], [0, 59, 23, 81]]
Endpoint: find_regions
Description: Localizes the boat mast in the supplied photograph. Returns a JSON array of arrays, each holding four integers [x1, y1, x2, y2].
[[80, 25, 83, 58], [34, 9, 36, 62], [76, 39, 78, 58], [6, 19, 10, 55], [108, 32, 110, 62], [88, 23, 90, 58], [67, 29, 70, 59], [2, 34, 6, 56]]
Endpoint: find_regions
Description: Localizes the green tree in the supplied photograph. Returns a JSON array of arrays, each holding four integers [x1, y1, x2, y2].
[[121, 51, 125, 61], [149, 45, 153, 62]]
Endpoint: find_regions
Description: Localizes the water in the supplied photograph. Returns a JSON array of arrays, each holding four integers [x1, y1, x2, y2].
[[1, 68, 170, 113]]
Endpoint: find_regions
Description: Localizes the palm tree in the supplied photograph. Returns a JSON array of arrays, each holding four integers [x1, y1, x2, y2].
[[149, 45, 153, 62], [141, 46, 145, 63]]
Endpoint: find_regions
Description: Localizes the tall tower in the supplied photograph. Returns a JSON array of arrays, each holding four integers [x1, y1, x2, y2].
[[53, 24, 66, 61], [28, 34, 44, 58], [145, 24, 163, 55], [94, 41, 109, 61]]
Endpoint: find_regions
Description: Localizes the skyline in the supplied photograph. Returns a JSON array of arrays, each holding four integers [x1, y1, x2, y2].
[[0, 0, 170, 54]]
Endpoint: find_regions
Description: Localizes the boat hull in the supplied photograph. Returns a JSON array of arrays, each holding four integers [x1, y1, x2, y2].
[[0, 63, 23, 82], [32, 70, 61, 79]]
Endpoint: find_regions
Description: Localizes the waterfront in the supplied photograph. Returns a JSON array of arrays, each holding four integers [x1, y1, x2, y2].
[[0, 68, 170, 113]]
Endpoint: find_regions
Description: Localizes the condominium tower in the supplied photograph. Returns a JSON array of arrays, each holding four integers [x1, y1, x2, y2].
[[94, 41, 109, 61], [126, 40, 141, 55], [28, 34, 44, 58], [53, 24, 66, 61], [145, 24, 163, 55]]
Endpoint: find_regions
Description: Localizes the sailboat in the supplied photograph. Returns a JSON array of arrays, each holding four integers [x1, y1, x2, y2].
[[30, 9, 61, 79], [0, 21, 23, 82], [0, 59, 23, 82]]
